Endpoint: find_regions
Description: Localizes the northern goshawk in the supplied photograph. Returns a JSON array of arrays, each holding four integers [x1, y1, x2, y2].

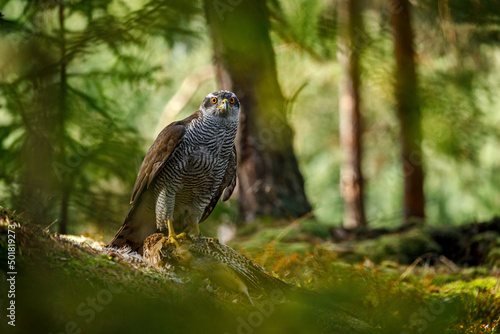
[[109, 90, 240, 254]]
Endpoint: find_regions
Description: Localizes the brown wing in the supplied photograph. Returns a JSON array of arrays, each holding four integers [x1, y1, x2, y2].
[[108, 111, 202, 253], [108, 124, 185, 253], [200, 144, 237, 223], [130, 111, 203, 205]]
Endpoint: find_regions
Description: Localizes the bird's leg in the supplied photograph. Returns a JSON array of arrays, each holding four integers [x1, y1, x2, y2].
[[193, 223, 201, 238], [166, 219, 180, 247], [156, 189, 185, 247], [165, 219, 187, 247]]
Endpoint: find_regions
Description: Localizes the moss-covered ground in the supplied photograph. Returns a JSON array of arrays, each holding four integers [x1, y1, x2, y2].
[[1, 208, 499, 334]]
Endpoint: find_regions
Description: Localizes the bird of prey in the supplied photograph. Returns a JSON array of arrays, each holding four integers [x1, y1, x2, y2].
[[109, 90, 240, 254]]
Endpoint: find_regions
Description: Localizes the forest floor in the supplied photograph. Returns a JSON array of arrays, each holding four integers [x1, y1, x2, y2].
[[1, 207, 499, 334]]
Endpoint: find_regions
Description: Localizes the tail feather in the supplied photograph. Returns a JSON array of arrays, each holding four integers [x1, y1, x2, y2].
[[108, 189, 157, 255]]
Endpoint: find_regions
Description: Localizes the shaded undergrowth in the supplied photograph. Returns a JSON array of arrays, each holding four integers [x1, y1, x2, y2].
[[1, 208, 499, 334]]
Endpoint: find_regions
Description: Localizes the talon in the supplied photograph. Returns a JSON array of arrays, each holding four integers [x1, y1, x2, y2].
[[176, 232, 187, 242], [167, 235, 180, 248], [163, 234, 187, 248], [163, 220, 187, 248]]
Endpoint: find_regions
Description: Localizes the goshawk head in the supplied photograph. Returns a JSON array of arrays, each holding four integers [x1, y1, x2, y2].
[[200, 90, 240, 119]]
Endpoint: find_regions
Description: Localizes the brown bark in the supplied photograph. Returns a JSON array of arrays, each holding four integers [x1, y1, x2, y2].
[[337, 0, 367, 229], [390, 0, 425, 223], [204, 0, 311, 222]]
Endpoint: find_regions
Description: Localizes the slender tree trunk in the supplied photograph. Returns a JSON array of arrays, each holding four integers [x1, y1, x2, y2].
[[204, 0, 311, 222], [17, 6, 58, 226], [337, 0, 366, 229], [58, 2, 69, 233], [390, 0, 425, 223]]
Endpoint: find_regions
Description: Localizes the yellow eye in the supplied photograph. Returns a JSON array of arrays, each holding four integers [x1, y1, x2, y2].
[[211, 97, 218, 104], [230, 97, 235, 104]]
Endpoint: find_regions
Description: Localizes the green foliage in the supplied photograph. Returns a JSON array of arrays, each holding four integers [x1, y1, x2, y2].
[[356, 228, 442, 264], [244, 241, 500, 333], [0, 0, 200, 232], [277, 0, 500, 226], [299, 218, 331, 239]]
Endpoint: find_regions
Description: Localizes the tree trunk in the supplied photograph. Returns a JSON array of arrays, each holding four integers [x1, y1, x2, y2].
[[58, 2, 69, 234], [390, 0, 425, 223], [16, 6, 59, 227], [203, 0, 311, 222], [337, 0, 367, 229]]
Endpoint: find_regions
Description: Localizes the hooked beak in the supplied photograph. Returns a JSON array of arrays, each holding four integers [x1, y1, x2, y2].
[[217, 98, 230, 112]]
